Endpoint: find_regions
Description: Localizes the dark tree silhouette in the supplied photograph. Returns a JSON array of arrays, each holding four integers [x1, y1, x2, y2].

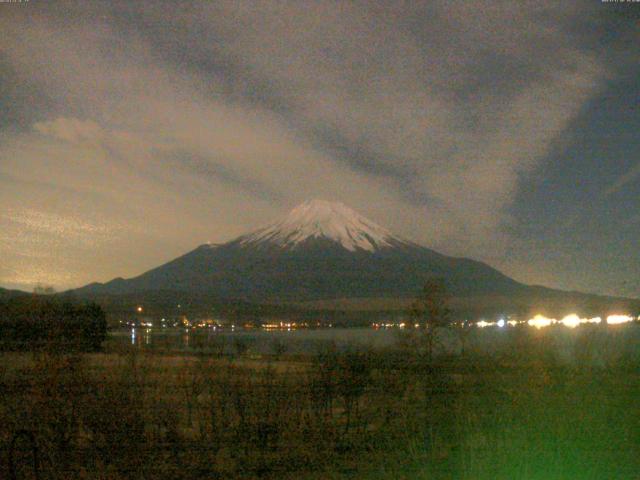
[[0, 298, 107, 352], [408, 278, 452, 361]]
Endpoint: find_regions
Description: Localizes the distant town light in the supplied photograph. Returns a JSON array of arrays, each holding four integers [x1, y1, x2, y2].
[[606, 314, 633, 325], [527, 314, 556, 329], [476, 320, 494, 328], [136, 306, 143, 313], [559, 314, 581, 329]]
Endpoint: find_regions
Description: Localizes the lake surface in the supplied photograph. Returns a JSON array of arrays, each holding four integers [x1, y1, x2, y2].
[[108, 323, 640, 365], [109, 327, 399, 355]]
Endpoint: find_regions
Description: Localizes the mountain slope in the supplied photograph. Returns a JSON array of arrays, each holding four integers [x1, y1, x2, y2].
[[71, 200, 639, 315], [0, 287, 29, 301], [73, 199, 526, 301]]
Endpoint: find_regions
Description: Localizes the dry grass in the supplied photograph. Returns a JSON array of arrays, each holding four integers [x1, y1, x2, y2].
[[0, 326, 639, 479]]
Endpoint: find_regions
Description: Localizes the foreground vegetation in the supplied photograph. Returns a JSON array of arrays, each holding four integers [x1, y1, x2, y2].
[[0, 297, 107, 353], [0, 324, 639, 479]]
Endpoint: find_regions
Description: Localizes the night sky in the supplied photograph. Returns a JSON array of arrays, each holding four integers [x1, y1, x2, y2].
[[0, 1, 638, 297]]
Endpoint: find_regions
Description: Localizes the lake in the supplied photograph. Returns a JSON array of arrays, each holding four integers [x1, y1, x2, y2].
[[109, 326, 398, 355], [108, 323, 640, 366]]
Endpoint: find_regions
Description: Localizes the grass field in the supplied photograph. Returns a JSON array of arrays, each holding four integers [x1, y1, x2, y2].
[[1, 324, 639, 479]]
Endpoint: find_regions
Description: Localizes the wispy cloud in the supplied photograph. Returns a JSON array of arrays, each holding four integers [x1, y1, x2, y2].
[[603, 162, 640, 197], [33, 117, 106, 145], [0, 1, 629, 290], [2, 208, 113, 240]]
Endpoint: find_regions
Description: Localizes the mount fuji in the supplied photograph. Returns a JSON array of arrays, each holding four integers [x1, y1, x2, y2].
[[74, 200, 525, 300], [72, 200, 638, 315]]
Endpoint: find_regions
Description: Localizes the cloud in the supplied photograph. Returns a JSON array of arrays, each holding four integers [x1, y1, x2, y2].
[[0, 1, 623, 290], [603, 162, 640, 197], [147, 1, 606, 245], [2, 208, 113, 240], [33, 117, 105, 145]]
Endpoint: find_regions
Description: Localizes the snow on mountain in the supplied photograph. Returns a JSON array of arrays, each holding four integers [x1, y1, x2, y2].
[[239, 199, 404, 252]]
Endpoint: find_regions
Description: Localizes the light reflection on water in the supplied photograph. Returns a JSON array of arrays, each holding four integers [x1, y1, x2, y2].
[[118, 323, 640, 367], [124, 327, 393, 354]]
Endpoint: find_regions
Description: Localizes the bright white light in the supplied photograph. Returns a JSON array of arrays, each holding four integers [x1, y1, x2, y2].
[[477, 320, 494, 328], [527, 315, 556, 329], [497, 319, 505, 328], [607, 314, 633, 325], [556, 314, 601, 327], [559, 314, 581, 329]]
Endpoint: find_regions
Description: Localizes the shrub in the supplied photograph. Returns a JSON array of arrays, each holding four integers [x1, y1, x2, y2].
[[0, 298, 107, 352]]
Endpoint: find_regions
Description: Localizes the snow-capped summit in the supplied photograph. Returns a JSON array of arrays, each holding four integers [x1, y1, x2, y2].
[[240, 199, 402, 252]]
